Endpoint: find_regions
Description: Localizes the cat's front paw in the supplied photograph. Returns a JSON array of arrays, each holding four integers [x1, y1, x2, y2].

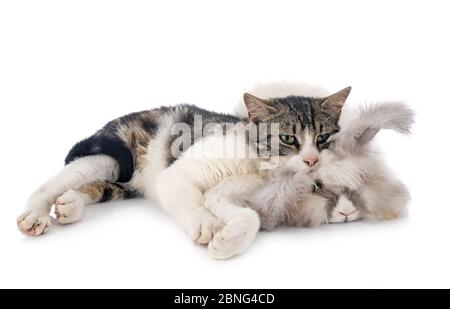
[[55, 189, 85, 224], [208, 212, 260, 260], [293, 172, 317, 193], [187, 208, 222, 245], [17, 209, 51, 236]]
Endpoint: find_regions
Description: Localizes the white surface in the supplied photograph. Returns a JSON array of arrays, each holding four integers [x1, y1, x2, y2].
[[0, 0, 448, 288]]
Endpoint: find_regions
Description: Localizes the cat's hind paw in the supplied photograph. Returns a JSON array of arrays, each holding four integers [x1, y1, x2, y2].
[[17, 209, 51, 236], [54, 189, 85, 224]]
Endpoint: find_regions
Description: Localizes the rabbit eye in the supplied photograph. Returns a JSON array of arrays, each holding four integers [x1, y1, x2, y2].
[[316, 133, 330, 144]]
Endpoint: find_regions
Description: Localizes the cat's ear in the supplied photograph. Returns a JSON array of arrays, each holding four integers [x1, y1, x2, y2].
[[243, 93, 278, 123], [321, 86, 352, 117]]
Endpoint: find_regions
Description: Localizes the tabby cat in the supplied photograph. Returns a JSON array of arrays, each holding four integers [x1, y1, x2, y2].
[[17, 87, 352, 259]]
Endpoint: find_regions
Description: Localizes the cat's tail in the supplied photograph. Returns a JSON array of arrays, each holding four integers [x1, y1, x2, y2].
[[65, 133, 134, 183], [335, 102, 415, 154]]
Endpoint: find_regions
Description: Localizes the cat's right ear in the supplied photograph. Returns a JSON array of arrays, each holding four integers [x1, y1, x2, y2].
[[321, 86, 352, 118], [243, 93, 278, 123]]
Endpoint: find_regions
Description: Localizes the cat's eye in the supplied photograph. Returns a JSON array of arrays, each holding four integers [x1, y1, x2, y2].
[[316, 133, 330, 144], [280, 135, 296, 145]]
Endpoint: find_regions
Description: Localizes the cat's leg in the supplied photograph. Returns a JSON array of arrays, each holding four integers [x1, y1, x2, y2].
[[204, 175, 265, 259], [17, 155, 120, 236], [54, 181, 128, 224], [154, 165, 221, 245]]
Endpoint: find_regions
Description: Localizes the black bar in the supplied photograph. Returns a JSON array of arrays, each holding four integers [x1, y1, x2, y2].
[[0, 289, 446, 307]]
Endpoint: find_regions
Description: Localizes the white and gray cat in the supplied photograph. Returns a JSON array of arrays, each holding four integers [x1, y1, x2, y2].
[[16, 86, 412, 259]]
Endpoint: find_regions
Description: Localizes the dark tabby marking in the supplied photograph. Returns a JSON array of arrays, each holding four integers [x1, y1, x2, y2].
[[78, 181, 142, 203], [65, 105, 243, 183], [66, 134, 135, 183]]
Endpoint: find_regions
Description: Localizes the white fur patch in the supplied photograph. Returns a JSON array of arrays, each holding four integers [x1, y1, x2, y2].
[[54, 189, 89, 224]]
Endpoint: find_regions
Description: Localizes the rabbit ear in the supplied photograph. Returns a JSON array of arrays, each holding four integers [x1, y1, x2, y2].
[[335, 102, 415, 153], [355, 127, 380, 145]]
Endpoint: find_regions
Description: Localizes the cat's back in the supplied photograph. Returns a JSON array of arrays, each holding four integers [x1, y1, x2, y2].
[[100, 104, 243, 163], [119, 104, 248, 196]]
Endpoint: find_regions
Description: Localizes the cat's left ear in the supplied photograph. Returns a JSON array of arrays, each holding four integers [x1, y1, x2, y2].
[[321, 86, 352, 117]]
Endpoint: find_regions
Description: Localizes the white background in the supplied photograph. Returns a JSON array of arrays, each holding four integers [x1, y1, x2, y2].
[[0, 0, 449, 288]]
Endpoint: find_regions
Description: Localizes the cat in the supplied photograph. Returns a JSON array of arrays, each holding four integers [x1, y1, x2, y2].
[[17, 87, 352, 259], [205, 102, 413, 242]]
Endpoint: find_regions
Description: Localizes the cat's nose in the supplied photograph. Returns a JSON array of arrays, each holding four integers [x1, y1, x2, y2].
[[304, 156, 318, 167]]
